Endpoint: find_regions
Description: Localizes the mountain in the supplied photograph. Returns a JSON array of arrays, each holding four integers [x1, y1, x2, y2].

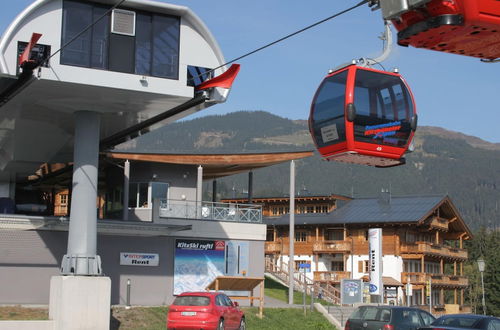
[[116, 111, 500, 230]]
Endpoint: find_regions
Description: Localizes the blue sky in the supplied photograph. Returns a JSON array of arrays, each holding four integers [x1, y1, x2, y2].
[[2, 1, 499, 142]]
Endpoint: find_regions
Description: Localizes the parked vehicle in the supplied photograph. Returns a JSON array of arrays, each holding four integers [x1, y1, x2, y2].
[[167, 291, 245, 330], [419, 314, 500, 330], [345, 305, 435, 330]]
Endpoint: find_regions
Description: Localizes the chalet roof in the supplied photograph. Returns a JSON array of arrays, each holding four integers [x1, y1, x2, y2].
[[265, 194, 473, 239], [264, 195, 445, 226], [327, 195, 445, 224]]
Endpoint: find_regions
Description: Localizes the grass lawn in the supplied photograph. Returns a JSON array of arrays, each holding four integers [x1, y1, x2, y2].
[[0, 277, 336, 329], [264, 276, 333, 306], [0, 306, 335, 329]]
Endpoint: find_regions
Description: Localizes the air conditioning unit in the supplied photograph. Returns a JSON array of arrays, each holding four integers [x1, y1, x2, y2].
[[111, 9, 136, 36]]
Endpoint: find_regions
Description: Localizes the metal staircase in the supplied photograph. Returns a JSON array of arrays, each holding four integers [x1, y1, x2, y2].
[[265, 259, 341, 305]]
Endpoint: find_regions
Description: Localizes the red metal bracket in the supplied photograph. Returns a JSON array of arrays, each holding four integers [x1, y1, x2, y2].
[[195, 64, 240, 91], [19, 33, 43, 67]]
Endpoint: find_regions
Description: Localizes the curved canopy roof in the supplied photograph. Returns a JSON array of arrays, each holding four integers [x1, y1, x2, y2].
[[106, 150, 314, 179]]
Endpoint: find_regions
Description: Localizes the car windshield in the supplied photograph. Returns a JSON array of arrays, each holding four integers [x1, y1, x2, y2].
[[172, 296, 210, 306], [435, 316, 480, 328], [350, 307, 391, 321]]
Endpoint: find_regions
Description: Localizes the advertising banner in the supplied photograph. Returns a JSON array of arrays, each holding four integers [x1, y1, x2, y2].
[[120, 252, 159, 266], [173, 239, 249, 295], [368, 228, 383, 296], [341, 279, 363, 305]]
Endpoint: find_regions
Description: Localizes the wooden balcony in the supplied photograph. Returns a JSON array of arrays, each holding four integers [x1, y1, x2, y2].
[[265, 242, 282, 254], [401, 272, 468, 287], [313, 271, 351, 282], [313, 240, 352, 253], [401, 242, 468, 260]]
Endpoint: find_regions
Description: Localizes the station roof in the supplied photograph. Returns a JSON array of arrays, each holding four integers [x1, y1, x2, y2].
[[106, 150, 313, 179]]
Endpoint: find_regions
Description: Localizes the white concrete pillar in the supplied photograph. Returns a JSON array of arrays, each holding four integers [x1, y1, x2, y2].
[[122, 160, 130, 221], [196, 165, 203, 218], [61, 111, 101, 275]]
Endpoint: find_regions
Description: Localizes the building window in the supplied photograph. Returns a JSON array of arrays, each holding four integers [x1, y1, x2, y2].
[[61, 0, 179, 79], [295, 230, 308, 242], [358, 260, 369, 273], [128, 182, 168, 208], [325, 229, 344, 241], [404, 260, 422, 273], [331, 261, 344, 271], [306, 206, 314, 213], [266, 230, 274, 242], [60, 194, 68, 205]]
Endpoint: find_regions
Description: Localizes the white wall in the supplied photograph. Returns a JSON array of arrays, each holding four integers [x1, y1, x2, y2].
[[1, 0, 225, 97]]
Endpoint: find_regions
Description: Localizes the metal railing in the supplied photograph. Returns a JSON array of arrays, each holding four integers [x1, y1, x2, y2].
[[158, 199, 262, 223], [264, 259, 341, 305]]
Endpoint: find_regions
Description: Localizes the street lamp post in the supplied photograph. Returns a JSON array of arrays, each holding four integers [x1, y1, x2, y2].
[[477, 257, 486, 315]]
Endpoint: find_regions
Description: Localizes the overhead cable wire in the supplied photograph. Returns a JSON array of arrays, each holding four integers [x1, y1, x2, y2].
[[190, 0, 370, 82]]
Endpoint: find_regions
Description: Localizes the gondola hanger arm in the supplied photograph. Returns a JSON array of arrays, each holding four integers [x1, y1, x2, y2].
[[358, 20, 393, 68]]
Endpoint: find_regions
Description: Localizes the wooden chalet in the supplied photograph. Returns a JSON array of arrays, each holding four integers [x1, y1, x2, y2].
[[221, 194, 352, 217], [262, 192, 473, 314]]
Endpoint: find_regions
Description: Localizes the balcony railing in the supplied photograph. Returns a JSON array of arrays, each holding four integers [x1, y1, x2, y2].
[[401, 272, 468, 287], [401, 242, 467, 260], [313, 240, 352, 253], [159, 199, 262, 223], [313, 271, 351, 282], [265, 242, 282, 253]]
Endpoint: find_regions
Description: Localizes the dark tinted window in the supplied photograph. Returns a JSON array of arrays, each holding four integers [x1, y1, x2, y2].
[[436, 316, 481, 328], [215, 295, 225, 306], [350, 306, 392, 321], [401, 310, 422, 327], [61, 1, 92, 67], [352, 69, 414, 147], [310, 70, 348, 148], [173, 296, 210, 306], [419, 311, 435, 326], [61, 1, 179, 79], [488, 319, 500, 330], [135, 13, 152, 75], [90, 6, 110, 69], [152, 14, 180, 78]]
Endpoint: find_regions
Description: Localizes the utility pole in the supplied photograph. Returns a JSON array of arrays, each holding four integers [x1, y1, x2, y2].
[[288, 160, 295, 305]]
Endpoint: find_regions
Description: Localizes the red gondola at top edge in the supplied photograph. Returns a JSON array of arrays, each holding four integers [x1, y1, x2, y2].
[[386, 0, 500, 61], [308, 63, 417, 168]]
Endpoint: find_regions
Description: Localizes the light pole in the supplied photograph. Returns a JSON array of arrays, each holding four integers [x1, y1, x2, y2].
[[477, 257, 486, 315]]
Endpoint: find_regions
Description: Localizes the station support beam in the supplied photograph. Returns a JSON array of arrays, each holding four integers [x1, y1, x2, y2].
[[61, 111, 102, 275]]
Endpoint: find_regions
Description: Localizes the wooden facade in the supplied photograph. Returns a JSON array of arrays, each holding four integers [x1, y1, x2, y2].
[[261, 195, 472, 313], [222, 194, 351, 217]]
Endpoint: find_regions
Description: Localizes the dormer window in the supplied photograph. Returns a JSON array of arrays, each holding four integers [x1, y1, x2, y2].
[[60, 0, 179, 79]]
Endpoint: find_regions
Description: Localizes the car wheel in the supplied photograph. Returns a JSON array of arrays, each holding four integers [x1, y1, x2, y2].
[[216, 318, 224, 330], [239, 317, 246, 330]]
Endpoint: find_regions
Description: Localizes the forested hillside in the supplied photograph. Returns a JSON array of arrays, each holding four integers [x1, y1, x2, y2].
[[117, 111, 500, 230]]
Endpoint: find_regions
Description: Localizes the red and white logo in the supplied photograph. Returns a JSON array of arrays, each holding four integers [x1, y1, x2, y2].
[[215, 240, 225, 250]]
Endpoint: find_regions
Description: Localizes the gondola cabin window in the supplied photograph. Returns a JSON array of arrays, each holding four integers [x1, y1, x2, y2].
[[309, 70, 348, 148], [352, 70, 414, 147]]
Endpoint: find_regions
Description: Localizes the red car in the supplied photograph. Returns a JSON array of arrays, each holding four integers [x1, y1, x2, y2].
[[167, 291, 246, 330]]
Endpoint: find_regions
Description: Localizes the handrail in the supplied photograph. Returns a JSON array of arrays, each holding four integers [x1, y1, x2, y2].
[[158, 198, 262, 223], [265, 259, 341, 305]]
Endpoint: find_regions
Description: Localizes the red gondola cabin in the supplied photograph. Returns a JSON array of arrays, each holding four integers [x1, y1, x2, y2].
[[392, 0, 500, 60], [309, 65, 417, 167]]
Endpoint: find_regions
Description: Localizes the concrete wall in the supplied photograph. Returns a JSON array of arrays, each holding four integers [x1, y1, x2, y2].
[[0, 228, 265, 306]]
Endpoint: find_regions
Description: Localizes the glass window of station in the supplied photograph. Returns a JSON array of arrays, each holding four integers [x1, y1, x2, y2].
[[61, 0, 180, 79]]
